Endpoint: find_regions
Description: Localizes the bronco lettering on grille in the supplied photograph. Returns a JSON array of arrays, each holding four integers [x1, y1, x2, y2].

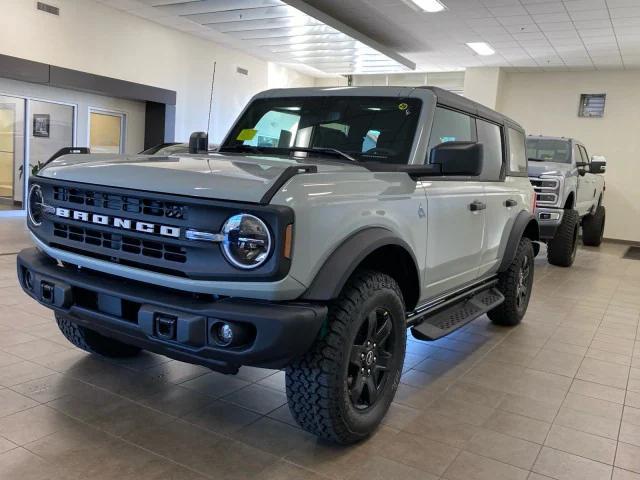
[[54, 207, 180, 238]]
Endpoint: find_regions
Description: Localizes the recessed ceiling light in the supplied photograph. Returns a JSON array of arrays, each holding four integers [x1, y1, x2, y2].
[[466, 42, 495, 56], [409, 0, 447, 13]]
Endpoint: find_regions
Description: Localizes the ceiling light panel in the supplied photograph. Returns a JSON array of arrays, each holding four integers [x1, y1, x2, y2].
[[141, 0, 412, 74]]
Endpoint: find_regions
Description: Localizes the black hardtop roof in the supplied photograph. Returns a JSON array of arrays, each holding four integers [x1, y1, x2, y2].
[[418, 86, 524, 132]]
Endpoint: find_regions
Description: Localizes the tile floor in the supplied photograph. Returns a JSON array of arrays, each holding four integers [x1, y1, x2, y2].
[[0, 221, 639, 479]]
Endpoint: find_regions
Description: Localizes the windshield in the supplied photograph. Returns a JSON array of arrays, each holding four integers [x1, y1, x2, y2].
[[221, 96, 422, 164], [526, 138, 571, 163]]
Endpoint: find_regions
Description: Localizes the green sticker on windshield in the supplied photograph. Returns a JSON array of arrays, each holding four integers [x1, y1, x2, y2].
[[237, 129, 257, 141], [398, 103, 408, 111]]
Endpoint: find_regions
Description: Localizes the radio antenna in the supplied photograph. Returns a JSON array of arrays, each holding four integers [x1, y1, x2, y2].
[[207, 61, 217, 141]]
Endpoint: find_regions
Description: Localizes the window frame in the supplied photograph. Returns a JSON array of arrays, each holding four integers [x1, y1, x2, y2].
[[577, 144, 590, 164], [425, 104, 508, 182], [505, 127, 528, 177]]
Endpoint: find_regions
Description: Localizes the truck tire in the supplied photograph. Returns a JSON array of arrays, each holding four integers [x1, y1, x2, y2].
[[285, 270, 406, 444], [582, 205, 605, 246], [547, 209, 579, 267], [488, 237, 534, 327], [56, 313, 141, 358]]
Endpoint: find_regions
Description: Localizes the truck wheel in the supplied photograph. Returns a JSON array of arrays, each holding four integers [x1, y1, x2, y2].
[[582, 205, 605, 246], [547, 209, 579, 267], [285, 270, 406, 444], [56, 313, 141, 358], [488, 237, 534, 327]]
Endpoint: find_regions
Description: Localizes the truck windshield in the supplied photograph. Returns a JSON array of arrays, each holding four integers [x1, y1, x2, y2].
[[221, 96, 421, 164], [526, 138, 571, 164]]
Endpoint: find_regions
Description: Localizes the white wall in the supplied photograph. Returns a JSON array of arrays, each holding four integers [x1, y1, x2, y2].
[[463, 67, 504, 109], [0, 0, 312, 144], [267, 64, 315, 89], [467, 68, 640, 243]]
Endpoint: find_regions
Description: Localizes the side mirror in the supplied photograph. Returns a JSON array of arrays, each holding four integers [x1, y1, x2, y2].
[[430, 141, 483, 176], [576, 161, 588, 176], [590, 155, 606, 174], [189, 132, 208, 154]]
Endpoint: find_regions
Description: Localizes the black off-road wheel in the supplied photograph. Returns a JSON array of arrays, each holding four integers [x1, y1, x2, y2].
[[56, 313, 142, 358], [488, 237, 534, 327], [582, 205, 605, 246], [547, 209, 579, 267], [285, 270, 406, 444]]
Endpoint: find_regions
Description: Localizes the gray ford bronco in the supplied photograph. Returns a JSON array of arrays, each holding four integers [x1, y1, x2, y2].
[[18, 87, 538, 444], [527, 136, 606, 267]]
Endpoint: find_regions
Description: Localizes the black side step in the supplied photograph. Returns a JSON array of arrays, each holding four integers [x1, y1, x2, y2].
[[411, 288, 504, 341]]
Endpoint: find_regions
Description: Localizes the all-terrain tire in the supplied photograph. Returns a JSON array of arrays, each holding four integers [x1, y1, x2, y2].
[[582, 205, 605, 246], [285, 270, 406, 444], [488, 237, 534, 327], [547, 209, 579, 267], [56, 313, 141, 357]]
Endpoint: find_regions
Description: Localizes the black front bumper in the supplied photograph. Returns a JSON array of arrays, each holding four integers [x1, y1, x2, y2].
[[17, 248, 327, 373]]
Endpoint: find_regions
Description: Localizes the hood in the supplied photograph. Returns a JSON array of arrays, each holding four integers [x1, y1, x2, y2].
[[527, 161, 574, 178], [37, 152, 365, 203]]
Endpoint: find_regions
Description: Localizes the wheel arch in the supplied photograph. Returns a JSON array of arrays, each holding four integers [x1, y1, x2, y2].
[[498, 210, 540, 272], [301, 228, 421, 311], [564, 191, 575, 209]]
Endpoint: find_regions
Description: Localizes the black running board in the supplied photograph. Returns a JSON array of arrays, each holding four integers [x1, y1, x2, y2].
[[410, 287, 504, 341]]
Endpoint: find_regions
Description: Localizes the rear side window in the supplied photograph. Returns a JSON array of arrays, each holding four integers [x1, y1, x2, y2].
[[508, 128, 527, 174], [476, 119, 503, 180], [427, 107, 473, 155]]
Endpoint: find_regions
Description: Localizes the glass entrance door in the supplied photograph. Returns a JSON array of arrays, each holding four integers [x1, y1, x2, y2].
[[0, 96, 25, 212], [29, 100, 75, 172]]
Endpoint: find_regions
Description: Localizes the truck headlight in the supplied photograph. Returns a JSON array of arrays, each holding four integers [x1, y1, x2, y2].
[[221, 214, 272, 269]]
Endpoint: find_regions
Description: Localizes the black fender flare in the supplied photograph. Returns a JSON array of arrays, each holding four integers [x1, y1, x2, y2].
[[498, 210, 540, 272], [301, 227, 419, 301]]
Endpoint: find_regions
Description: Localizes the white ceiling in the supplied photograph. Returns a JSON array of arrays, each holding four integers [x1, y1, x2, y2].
[[94, 0, 414, 75], [96, 0, 640, 73]]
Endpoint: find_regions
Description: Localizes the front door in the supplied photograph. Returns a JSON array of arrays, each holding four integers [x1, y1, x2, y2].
[[424, 181, 486, 298], [0, 96, 25, 212]]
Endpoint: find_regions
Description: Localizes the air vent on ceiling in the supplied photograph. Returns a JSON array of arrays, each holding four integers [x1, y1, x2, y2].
[[236, 67, 249, 76], [579, 94, 606, 118], [37, 2, 59, 15]]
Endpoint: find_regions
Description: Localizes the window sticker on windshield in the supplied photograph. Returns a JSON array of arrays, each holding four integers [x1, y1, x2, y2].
[[236, 129, 258, 141], [441, 136, 456, 143], [398, 103, 408, 111]]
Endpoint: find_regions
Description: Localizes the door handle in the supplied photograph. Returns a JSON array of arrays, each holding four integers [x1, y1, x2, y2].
[[469, 200, 486, 211], [505, 199, 517, 207]]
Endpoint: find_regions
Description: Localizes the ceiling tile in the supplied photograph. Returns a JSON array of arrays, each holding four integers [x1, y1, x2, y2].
[[538, 21, 576, 31], [569, 9, 610, 21], [532, 12, 572, 23], [563, 0, 607, 12], [525, 2, 566, 14]]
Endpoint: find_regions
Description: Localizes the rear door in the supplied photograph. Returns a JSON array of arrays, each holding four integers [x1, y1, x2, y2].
[[423, 107, 486, 298], [478, 122, 523, 276]]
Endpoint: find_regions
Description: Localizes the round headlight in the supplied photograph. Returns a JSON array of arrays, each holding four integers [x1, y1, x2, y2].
[[28, 184, 44, 226], [221, 214, 272, 269]]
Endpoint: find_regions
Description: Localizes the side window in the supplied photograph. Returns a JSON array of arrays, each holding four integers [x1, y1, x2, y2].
[[427, 107, 473, 158], [572, 144, 582, 165], [578, 145, 590, 164], [476, 119, 503, 180], [507, 128, 527, 174]]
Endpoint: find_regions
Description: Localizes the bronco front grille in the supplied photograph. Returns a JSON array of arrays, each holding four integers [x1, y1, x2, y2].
[[53, 223, 187, 263], [53, 186, 188, 220]]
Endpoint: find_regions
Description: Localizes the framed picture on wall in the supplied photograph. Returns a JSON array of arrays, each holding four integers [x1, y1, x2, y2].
[[33, 114, 50, 138]]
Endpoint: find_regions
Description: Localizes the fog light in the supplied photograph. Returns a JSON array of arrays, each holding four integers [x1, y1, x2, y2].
[[218, 323, 234, 346], [24, 270, 34, 291], [210, 321, 253, 348]]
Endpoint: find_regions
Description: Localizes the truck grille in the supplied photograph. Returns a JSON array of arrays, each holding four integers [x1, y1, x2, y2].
[[53, 223, 187, 263], [529, 177, 559, 205], [53, 186, 188, 220], [30, 177, 292, 282]]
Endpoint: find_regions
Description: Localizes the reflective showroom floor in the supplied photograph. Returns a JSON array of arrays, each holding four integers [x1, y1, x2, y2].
[[0, 217, 639, 480]]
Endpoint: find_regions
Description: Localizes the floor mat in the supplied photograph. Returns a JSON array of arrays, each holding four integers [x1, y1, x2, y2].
[[623, 246, 640, 260]]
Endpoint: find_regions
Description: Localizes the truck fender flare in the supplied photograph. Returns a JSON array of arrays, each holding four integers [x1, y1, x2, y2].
[[301, 227, 419, 301], [498, 211, 540, 272]]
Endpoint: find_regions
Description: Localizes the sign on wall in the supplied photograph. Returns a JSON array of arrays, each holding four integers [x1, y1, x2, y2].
[[33, 114, 50, 138]]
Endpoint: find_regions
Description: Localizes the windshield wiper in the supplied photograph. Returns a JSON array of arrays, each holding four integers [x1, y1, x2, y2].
[[288, 147, 357, 162], [219, 145, 265, 154], [528, 158, 547, 162]]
